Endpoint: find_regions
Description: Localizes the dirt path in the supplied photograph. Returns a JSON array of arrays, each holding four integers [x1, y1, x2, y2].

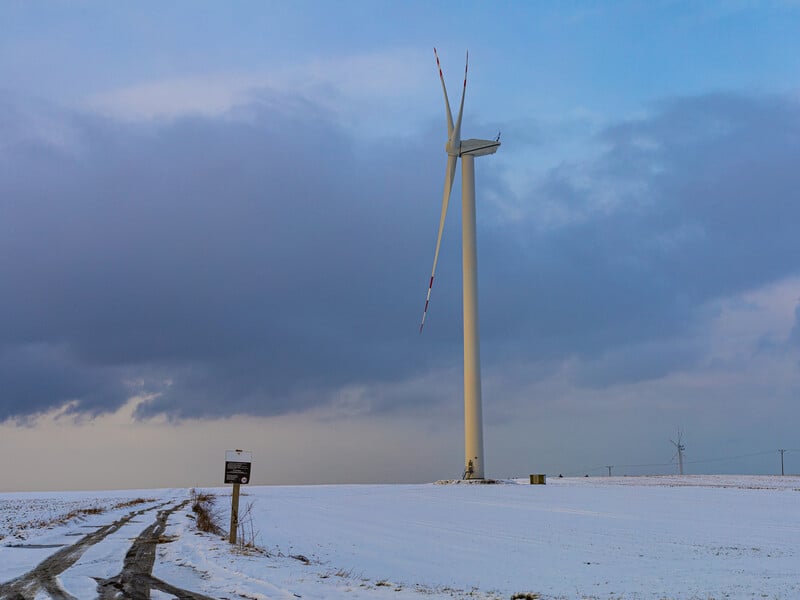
[[95, 499, 215, 600], [0, 501, 171, 600]]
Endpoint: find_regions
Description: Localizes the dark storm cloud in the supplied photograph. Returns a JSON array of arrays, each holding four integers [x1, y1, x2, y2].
[[478, 93, 800, 386], [0, 90, 458, 420], [2, 90, 799, 420], [0, 343, 129, 420]]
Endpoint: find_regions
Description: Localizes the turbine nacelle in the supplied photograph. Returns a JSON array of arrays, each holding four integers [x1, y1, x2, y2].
[[446, 139, 501, 157], [460, 138, 500, 157]]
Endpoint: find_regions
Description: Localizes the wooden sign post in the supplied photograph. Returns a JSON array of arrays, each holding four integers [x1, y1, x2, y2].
[[224, 449, 252, 544], [229, 482, 240, 544]]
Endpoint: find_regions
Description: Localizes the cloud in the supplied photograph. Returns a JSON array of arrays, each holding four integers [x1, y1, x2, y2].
[[2, 89, 800, 423], [790, 302, 800, 348], [1, 88, 454, 421], [0, 343, 129, 421], [85, 48, 432, 136], [479, 93, 800, 376]]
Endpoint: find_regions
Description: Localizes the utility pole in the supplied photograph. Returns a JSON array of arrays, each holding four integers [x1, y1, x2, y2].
[[606, 466, 613, 477], [779, 449, 786, 476], [671, 430, 685, 476]]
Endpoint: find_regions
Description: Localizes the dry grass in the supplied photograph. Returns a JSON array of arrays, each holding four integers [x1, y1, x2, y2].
[[190, 489, 222, 536], [190, 488, 216, 504], [332, 568, 364, 580], [14, 505, 106, 533], [112, 497, 156, 510], [68, 506, 103, 517], [235, 500, 267, 552], [290, 553, 310, 564]]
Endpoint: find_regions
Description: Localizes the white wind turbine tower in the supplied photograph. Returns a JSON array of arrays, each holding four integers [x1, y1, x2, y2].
[[419, 49, 500, 480]]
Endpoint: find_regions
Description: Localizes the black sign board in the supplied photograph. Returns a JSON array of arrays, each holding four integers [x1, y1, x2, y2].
[[224, 460, 252, 484]]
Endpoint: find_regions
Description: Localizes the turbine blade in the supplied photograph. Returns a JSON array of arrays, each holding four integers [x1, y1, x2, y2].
[[434, 47, 454, 136], [420, 154, 458, 333], [452, 50, 468, 143]]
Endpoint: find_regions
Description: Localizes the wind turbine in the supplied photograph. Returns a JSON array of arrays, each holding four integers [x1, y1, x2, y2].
[[420, 49, 500, 480], [670, 429, 685, 476]]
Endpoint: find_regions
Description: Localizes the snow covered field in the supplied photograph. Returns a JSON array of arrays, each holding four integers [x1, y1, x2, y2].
[[1, 475, 798, 599]]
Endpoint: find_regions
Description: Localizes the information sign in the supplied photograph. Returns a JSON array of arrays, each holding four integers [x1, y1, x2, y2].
[[224, 450, 252, 484]]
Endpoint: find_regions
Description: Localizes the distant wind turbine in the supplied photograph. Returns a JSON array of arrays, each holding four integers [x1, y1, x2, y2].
[[419, 49, 500, 480], [671, 429, 686, 476]]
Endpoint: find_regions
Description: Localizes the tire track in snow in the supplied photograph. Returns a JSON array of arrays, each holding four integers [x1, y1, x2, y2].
[[96, 499, 215, 600], [0, 501, 172, 600]]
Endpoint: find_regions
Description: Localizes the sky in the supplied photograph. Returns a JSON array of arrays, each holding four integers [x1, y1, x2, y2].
[[2, 1, 800, 491]]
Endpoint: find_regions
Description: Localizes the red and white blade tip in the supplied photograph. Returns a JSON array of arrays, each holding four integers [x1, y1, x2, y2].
[[419, 276, 434, 334]]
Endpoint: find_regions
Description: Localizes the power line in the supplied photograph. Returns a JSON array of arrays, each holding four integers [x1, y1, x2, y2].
[[556, 448, 792, 477], [684, 449, 776, 465], [615, 461, 674, 469]]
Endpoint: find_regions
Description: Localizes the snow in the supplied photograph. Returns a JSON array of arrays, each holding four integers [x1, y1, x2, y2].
[[2, 476, 799, 599], [0, 489, 170, 582]]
